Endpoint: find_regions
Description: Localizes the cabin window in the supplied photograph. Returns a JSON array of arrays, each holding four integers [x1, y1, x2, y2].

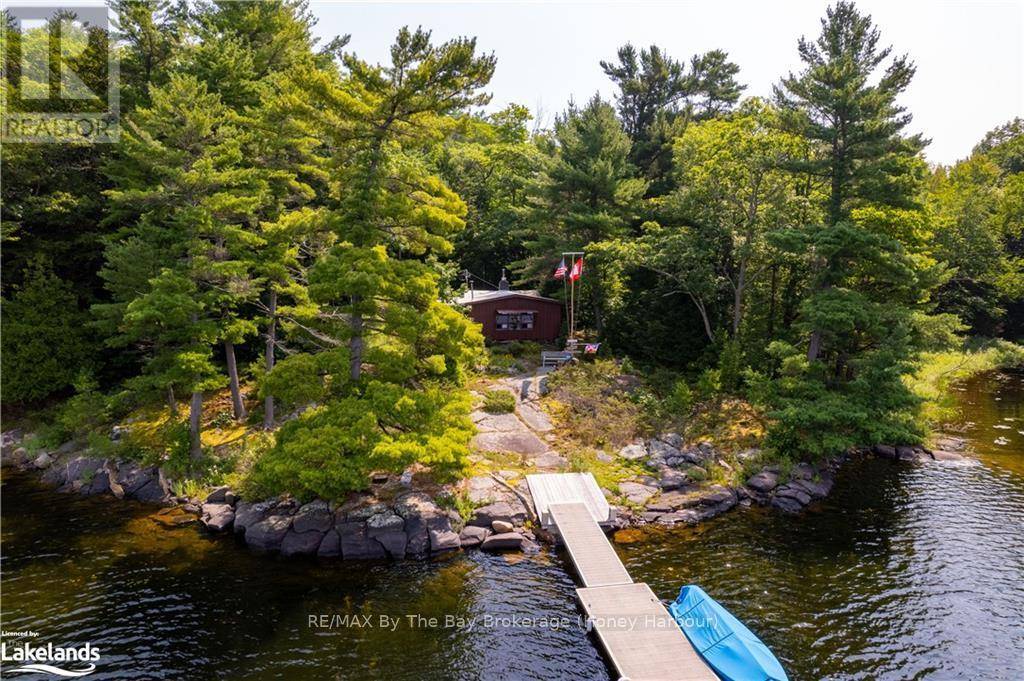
[[495, 310, 535, 331]]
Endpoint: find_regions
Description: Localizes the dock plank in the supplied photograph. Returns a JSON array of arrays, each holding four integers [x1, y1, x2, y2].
[[577, 582, 717, 681], [527, 472, 611, 527], [548, 502, 632, 588]]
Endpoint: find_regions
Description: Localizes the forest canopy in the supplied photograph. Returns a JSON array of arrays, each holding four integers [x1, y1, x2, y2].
[[2, 0, 1021, 499]]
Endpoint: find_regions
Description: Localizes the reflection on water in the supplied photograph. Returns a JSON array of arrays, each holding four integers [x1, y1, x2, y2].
[[0, 477, 608, 680], [2, 371, 1022, 680]]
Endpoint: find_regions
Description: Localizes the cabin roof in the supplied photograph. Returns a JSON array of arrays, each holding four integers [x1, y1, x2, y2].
[[454, 289, 559, 306]]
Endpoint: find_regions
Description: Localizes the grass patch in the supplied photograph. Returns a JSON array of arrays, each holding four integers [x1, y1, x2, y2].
[[567, 447, 651, 493], [907, 339, 1024, 428], [481, 389, 516, 414]]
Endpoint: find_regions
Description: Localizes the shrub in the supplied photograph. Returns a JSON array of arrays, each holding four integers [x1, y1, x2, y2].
[[246, 381, 474, 501], [482, 389, 515, 414]]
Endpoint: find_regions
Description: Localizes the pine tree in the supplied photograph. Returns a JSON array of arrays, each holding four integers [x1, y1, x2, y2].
[[762, 1, 940, 455], [523, 95, 646, 334], [100, 74, 272, 459], [245, 28, 493, 498], [601, 44, 744, 194]]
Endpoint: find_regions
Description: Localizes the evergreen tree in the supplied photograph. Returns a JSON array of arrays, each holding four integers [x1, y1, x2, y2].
[[1, 259, 93, 403], [522, 95, 647, 335], [100, 74, 272, 459], [246, 28, 493, 498], [601, 44, 744, 194], [762, 1, 940, 455]]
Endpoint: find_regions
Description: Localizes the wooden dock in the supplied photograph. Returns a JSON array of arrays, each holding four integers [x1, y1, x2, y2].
[[527, 472, 612, 528], [549, 502, 632, 587], [540, 491, 716, 681], [578, 583, 718, 681]]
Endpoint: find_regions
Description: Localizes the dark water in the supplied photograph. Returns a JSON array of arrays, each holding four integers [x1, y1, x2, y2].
[[2, 372, 1023, 680]]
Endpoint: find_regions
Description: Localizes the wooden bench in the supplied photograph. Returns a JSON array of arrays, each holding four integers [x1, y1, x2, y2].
[[541, 351, 573, 367]]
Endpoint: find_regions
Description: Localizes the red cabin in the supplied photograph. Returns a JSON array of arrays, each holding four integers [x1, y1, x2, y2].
[[456, 282, 562, 343]]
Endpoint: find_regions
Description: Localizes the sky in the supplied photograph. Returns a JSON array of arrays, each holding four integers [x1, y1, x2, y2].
[[306, 0, 1024, 165]]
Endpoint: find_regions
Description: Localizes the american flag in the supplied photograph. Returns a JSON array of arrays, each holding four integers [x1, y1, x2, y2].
[[553, 258, 568, 279]]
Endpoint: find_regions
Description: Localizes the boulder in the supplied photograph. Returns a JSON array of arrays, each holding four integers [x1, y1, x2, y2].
[[896, 445, 918, 461], [233, 500, 276, 536], [469, 501, 525, 528], [931, 449, 964, 461], [659, 433, 684, 449], [292, 500, 333, 534], [65, 456, 102, 486], [771, 494, 804, 514], [280, 529, 325, 558], [201, 503, 235, 532], [472, 431, 549, 455], [648, 439, 681, 461], [345, 502, 388, 521], [245, 514, 293, 553], [618, 481, 657, 506], [429, 527, 461, 553], [33, 452, 53, 469], [698, 486, 736, 506], [658, 509, 702, 526], [85, 461, 121, 497], [775, 485, 812, 506], [538, 375, 550, 396], [374, 530, 408, 559], [789, 474, 833, 499], [480, 532, 524, 552], [339, 521, 386, 560], [205, 486, 231, 503], [41, 460, 68, 486], [317, 529, 342, 558], [746, 470, 780, 493], [658, 469, 688, 491], [618, 443, 647, 461], [366, 511, 407, 558], [791, 463, 816, 480], [459, 525, 490, 548], [873, 444, 897, 459], [116, 463, 170, 503], [491, 520, 514, 533]]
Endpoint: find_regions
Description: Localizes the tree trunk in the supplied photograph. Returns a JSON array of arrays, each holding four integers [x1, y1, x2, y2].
[[167, 385, 178, 418], [732, 260, 747, 337], [690, 294, 715, 343], [807, 329, 822, 362], [189, 390, 203, 461], [349, 296, 363, 383], [263, 290, 277, 430], [224, 341, 247, 421], [767, 265, 778, 342]]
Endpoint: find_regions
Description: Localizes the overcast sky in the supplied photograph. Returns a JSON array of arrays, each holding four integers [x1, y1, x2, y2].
[[307, 0, 1023, 165]]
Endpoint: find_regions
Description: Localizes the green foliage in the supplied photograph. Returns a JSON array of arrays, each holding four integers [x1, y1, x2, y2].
[[247, 381, 474, 500], [1, 259, 94, 403], [907, 340, 1024, 427], [481, 389, 516, 414], [664, 380, 694, 420]]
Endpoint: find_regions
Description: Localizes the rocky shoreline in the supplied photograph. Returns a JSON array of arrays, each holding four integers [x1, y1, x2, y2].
[[0, 427, 966, 562]]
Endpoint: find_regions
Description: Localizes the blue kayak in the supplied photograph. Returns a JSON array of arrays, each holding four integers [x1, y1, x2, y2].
[[668, 585, 789, 681]]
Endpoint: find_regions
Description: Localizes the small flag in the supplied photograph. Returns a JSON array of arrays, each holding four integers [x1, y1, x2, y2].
[[569, 257, 584, 282], [553, 258, 568, 279], [584, 343, 600, 354]]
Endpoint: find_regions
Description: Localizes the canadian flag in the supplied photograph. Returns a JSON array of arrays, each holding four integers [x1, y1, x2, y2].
[[569, 257, 583, 281]]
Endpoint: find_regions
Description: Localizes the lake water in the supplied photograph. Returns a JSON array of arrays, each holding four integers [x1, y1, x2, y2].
[[2, 371, 1022, 680]]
